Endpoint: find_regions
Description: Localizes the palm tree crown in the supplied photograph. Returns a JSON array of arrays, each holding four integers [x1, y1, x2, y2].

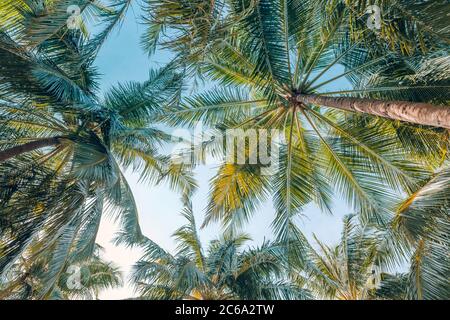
[[131, 199, 311, 300], [0, 244, 122, 300], [0, 0, 195, 293], [154, 0, 448, 244], [0, 0, 448, 301]]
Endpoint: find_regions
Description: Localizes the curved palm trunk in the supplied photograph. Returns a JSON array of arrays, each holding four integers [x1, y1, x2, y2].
[[0, 137, 61, 163], [296, 94, 450, 129]]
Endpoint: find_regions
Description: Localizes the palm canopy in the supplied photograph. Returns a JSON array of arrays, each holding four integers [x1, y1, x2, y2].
[[307, 165, 450, 300], [341, 0, 450, 55], [141, 0, 450, 71], [0, 0, 195, 285], [385, 165, 450, 300], [131, 199, 311, 300], [307, 214, 390, 300], [154, 0, 448, 244], [0, 244, 122, 300], [1, 0, 448, 301]]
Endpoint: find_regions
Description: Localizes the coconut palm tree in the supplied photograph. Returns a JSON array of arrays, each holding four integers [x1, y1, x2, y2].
[[306, 214, 387, 299], [382, 165, 450, 300], [141, 0, 450, 58], [131, 199, 311, 300], [0, 245, 122, 300], [2, 0, 448, 300], [0, 0, 195, 284], [156, 0, 448, 246], [142, 0, 450, 127], [308, 167, 450, 300], [341, 0, 450, 55]]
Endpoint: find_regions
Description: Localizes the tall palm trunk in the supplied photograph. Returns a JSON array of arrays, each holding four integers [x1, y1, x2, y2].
[[0, 137, 61, 163], [296, 94, 450, 129]]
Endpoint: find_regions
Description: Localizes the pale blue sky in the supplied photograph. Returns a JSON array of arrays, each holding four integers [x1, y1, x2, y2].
[[94, 4, 351, 299]]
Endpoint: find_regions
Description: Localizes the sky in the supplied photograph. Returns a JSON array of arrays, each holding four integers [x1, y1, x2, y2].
[[93, 3, 351, 299]]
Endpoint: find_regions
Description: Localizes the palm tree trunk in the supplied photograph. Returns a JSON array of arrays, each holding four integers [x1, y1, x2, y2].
[[0, 137, 62, 163], [296, 94, 450, 129]]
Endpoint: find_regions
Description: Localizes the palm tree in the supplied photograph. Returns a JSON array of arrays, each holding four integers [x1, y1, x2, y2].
[[131, 199, 311, 300], [142, 0, 450, 127], [155, 0, 449, 245], [342, 0, 450, 55], [141, 0, 450, 57], [142, 2, 449, 290], [0, 0, 195, 287], [307, 214, 386, 299], [308, 167, 450, 300], [2, 0, 448, 300], [382, 165, 450, 300], [0, 245, 122, 300]]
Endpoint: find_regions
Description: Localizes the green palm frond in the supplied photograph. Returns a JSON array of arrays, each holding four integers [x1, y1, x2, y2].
[[342, 0, 450, 55], [141, 0, 231, 68], [308, 214, 382, 299], [83, 0, 134, 60], [131, 206, 311, 300], [0, 1, 195, 289], [205, 163, 271, 231], [1, 244, 122, 300], [153, 0, 447, 244], [392, 166, 450, 300], [173, 197, 205, 270]]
